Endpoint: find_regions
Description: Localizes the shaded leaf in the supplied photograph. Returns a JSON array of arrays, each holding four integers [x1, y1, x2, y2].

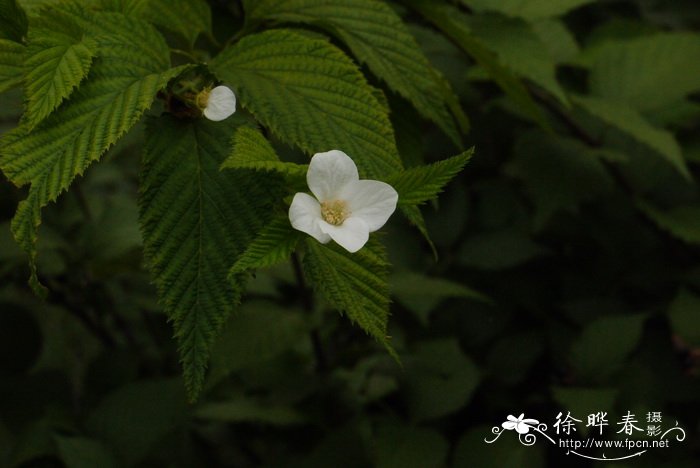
[[638, 201, 700, 245], [374, 422, 448, 468], [245, 0, 466, 144], [570, 313, 647, 381], [460, 0, 595, 20], [404, 339, 480, 420], [404, 0, 549, 129], [0, 39, 23, 93], [668, 290, 700, 347], [221, 125, 307, 176], [209, 28, 403, 180], [23, 7, 98, 128], [388, 149, 473, 206], [302, 238, 394, 354], [589, 33, 700, 112], [0, 8, 182, 295], [573, 95, 689, 179], [506, 133, 615, 228], [139, 115, 280, 400]]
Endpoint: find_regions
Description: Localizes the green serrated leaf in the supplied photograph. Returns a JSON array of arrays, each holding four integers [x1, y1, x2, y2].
[[0, 0, 27, 42], [139, 115, 281, 400], [404, 0, 550, 130], [24, 7, 98, 128], [209, 28, 403, 180], [302, 237, 396, 356], [637, 201, 700, 245], [0, 8, 182, 295], [230, 215, 303, 276], [573, 95, 689, 179], [460, 0, 595, 20], [221, 126, 307, 176], [588, 33, 700, 112], [0, 38, 24, 93], [389, 149, 472, 206], [245, 0, 466, 144]]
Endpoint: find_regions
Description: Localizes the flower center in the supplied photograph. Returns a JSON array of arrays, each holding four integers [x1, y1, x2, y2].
[[195, 89, 210, 110], [321, 200, 349, 226]]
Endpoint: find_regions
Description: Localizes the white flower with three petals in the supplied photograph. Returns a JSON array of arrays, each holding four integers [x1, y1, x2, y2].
[[288, 150, 398, 253], [198, 85, 237, 121], [502, 414, 539, 434]]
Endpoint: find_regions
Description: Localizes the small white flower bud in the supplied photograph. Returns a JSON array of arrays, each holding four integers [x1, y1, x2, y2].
[[199, 85, 237, 122]]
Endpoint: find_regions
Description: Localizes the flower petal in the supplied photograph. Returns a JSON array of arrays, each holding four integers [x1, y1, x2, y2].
[[340, 180, 398, 232], [203, 85, 237, 121], [307, 150, 359, 201], [319, 217, 369, 253], [289, 193, 331, 244]]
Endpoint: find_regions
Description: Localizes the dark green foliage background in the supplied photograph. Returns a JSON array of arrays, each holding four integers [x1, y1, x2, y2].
[[1, 0, 700, 467]]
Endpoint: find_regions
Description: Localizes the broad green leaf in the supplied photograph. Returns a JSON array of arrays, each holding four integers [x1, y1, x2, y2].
[[221, 125, 307, 176], [374, 422, 448, 468], [388, 149, 473, 206], [208, 301, 308, 384], [460, 0, 595, 20], [54, 434, 118, 468], [404, 0, 549, 129], [668, 290, 700, 347], [0, 9, 181, 295], [573, 95, 689, 179], [229, 215, 303, 276], [637, 202, 700, 245], [302, 238, 394, 353], [24, 7, 98, 128], [209, 28, 403, 180], [112, 0, 211, 46], [245, 0, 466, 144], [505, 133, 615, 228], [589, 33, 700, 112], [139, 115, 280, 400], [0, 0, 27, 42], [464, 13, 567, 103], [86, 379, 187, 466], [569, 313, 647, 382], [0, 39, 23, 93], [403, 339, 480, 420], [195, 398, 306, 426]]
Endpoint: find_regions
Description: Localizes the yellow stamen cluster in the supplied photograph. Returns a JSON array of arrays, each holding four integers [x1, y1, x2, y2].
[[321, 200, 349, 226], [195, 89, 210, 110]]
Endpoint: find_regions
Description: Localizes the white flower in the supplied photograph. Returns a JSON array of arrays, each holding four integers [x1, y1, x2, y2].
[[289, 150, 398, 253], [502, 414, 539, 434], [198, 85, 236, 121]]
